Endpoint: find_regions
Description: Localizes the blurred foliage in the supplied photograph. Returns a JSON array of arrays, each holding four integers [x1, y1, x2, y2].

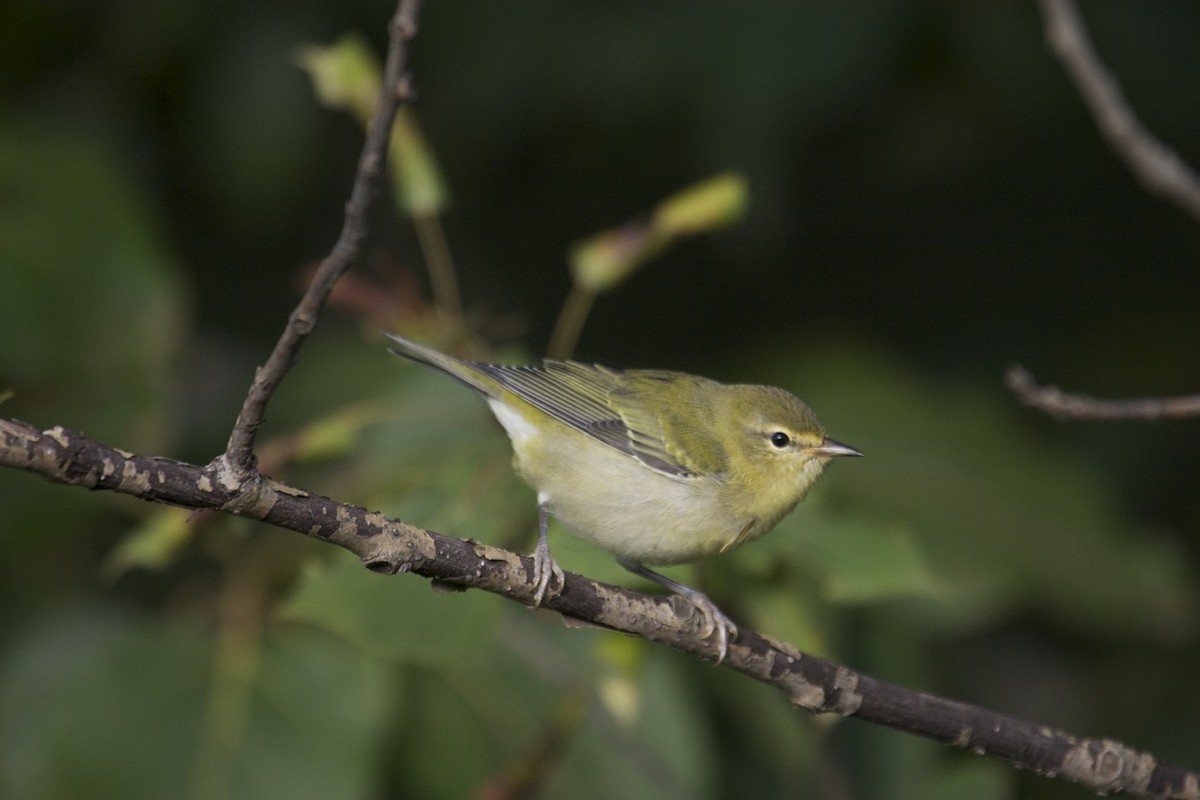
[[295, 35, 449, 217], [568, 173, 748, 295], [2, 1, 1200, 799]]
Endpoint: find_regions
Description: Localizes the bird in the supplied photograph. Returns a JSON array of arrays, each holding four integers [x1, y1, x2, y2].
[[386, 333, 861, 661]]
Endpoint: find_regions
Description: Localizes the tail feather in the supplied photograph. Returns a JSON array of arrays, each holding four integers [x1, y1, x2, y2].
[[384, 332, 499, 397]]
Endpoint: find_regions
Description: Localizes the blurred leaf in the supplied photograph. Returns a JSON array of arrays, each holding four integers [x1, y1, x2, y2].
[[739, 580, 833, 656], [0, 121, 186, 449], [0, 121, 187, 560], [296, 38, 448, 217], [0, 612, 207, 800], [293, 33, 379, 123], [912, 759, 1013, 800], [222, 625, 393, 800], [699, 661, 830, 796], [102, 508, 196, 581], [650, 172, 747, 238], [569, 222, 664, 295], [279, 548, 501, 663], [749, 340, 1199, 641], [347, 352, 539, 546], [546, 646, 716, 799], [265, 401, 387, 467], [373, 594, 720, 799], [395, 656, 546, 797], [596, 671, 641, 728], [391, 109, 449, 216], [0, 610, 392, 800], [794, 517, 944, 604], [568, 172, 748, 295]]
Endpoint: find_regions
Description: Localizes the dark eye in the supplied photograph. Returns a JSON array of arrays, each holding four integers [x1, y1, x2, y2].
[[770, 431, 790, 448]]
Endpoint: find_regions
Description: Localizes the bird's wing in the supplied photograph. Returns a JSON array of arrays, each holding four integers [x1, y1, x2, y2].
[[610, 370, 728, 478], [473, 360, 701, 478]]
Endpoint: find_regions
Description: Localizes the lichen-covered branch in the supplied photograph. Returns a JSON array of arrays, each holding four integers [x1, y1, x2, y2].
[[223, 0, 423, 477], [1, 417, 1196, 800], [4, 2, 1198, 796]]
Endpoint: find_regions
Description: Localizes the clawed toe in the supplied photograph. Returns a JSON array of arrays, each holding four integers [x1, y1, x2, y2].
[[530, 503, 565, 607], [617, 558, 738, 664], [531, 549, 565, 607], [683, 594, 738, 664]]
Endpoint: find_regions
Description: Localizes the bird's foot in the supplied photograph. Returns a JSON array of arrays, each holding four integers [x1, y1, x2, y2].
[[616, 558, 738, 664], [530, 536, 565, 607], [675, 587, 738, 665]]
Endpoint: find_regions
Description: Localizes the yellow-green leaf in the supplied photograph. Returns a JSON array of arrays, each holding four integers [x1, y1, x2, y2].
[[391, 109, 449, 215], [102, 508, 196, 581], [294, 34, 380, 123], [651, 172, 748, 239], [568, 224, 663, 294]]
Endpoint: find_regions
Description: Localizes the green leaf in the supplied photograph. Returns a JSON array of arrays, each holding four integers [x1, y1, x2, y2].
[[793, 517, 944, 604], [913, 759, 1013, 800], [568, 172, 748, 294], [221, 626, 393, 800], [0, 121, 186, 450], [651, 172, 748, 238], [546, 647, 716, 799], [296, 38, 448, 217], [0, 610, 393, 800], [0, 612, 207, 800], [279, 548, 501, 663], [0, 120, 187, 557], [102, 508, 196, 580], [391, 109, 449, 216], [293, 34, 380, 123], [568, 223, 664, 295]]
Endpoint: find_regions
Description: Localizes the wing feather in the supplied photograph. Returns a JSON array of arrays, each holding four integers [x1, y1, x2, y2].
[[475, 360, 699, 477]]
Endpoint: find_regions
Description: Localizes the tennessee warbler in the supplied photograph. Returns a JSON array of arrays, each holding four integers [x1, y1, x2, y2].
[[386, 333, 861, 661]]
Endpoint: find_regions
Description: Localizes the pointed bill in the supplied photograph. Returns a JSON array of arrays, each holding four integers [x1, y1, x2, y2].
[[811, 437, 864, 458]]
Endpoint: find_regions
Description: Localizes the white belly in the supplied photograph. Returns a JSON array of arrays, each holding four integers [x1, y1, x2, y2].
[[489, 400, 746, 565]]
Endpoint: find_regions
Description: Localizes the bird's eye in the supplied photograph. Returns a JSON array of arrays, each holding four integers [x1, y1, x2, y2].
[[770, 431, 790, 448]]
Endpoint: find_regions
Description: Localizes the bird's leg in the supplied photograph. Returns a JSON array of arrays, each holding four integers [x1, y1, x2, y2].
[[530, 502, 565, 607], [617, 557, 737, 664]]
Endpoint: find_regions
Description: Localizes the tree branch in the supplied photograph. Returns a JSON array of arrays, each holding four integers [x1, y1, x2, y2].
[[223, 0, 423, 478], [5, 2, 1198, 796], [1, 417, 1196, 800], [1037, 0, 1200, 223], [1006, 364, 1200, 421]]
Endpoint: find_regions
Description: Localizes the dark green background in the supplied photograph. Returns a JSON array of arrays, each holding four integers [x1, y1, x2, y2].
[[2, 1, 1198, 798]]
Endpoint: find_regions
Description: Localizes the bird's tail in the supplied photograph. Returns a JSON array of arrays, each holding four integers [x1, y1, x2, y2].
[[384, 332, 502, 398]]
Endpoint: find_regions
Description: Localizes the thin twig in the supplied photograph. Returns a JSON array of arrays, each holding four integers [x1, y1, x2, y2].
[[546, 283, 596, 360], [1037, 0, 1200, 222], [0, 417, 1196, 800], [223, 0, 424, 477], [6, 4, 1198, 796], [1006, 364, 1200, 420], [413, 213, 463, 319]]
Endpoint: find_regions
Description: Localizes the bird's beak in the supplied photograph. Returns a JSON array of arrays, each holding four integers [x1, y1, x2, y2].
[[811, 437, 863, 458]]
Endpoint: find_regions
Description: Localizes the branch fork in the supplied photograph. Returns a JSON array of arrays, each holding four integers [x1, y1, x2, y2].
[[1, 2, 1197, 797]]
